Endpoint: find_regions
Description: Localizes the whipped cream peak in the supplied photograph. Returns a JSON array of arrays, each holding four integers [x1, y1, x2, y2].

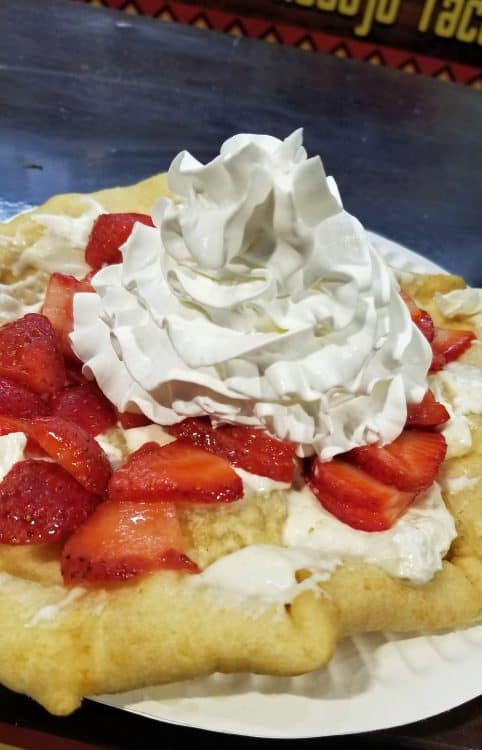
[[72, 131, 432, 458], [154, 129, 341, 273]]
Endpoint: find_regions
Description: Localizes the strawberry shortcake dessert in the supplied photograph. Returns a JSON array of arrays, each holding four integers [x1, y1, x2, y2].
[[0, 131, 480, 714]]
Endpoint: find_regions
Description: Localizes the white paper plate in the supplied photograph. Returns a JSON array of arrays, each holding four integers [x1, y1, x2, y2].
[[91, 233, 480, 738], [0, 199, 35, 223]]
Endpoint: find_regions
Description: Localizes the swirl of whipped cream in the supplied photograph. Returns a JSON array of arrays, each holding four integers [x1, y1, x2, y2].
[[71, 130, 432, 458]]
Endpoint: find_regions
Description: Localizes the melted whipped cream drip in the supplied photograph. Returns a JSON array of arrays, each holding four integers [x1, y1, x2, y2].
[[194, 544, 337, 605], [13, 198, 100, 279], [72, 131, 431, 458], [0, 275, 44, 324], [430, 362, 482, 458], [436, 288, 482, 320], [284, 484, 455, 586], [192, 483, 456, 599]]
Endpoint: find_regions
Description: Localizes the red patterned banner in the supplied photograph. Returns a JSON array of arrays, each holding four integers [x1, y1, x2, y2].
[[74, 1, 481, 86]]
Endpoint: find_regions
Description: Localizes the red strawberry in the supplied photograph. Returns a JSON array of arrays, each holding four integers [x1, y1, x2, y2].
[[0, 314, 65, 395], [108, 440, 243, 504], [85, 213, 155, 270], [0, 377, 49, 419], [347, 430, 446, 492], [0, 416, 111, 495], [51, 382, 116, 436], [61, 500, 199, 585], [167, 418, 296, 483], [65, 363, 90, 386], [42, 273, 93, 362], [307, 458, 416, 532], [430, 327, 476, 372], [406, 390, 449, 429], [116, 409, 152, 429], [0, 459, 100, 545], [400, 290, 435, 342]]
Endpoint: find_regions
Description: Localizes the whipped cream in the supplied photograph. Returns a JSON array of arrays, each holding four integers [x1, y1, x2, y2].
[[233, 467, 291, 495], [283, 484, 456, 585], [27, 587, 87, 627], [94, 434, 124, 470], [436, 288, 482, 319], [443, 473, 481, 494], [193, 483, 456, 600], [72, 131, 431, 459], [195, 544, 338, 605], [13, 198, 100, 279], [432, 362, 482, 416], [0, 276, 43, 325], [0, 432, 27, 481], [122, 424, 176, 453], [430, 362, 482, 458]]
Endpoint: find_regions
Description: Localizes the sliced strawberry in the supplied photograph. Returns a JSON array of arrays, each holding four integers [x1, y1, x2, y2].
[[65, 362, 90, 386], [430, 352, 446, 373], [347, 430, 446, 492], [167, 419, 215, 451], [400, 290, 435, 342], [0, 314, 65, 395], [42, 273, 93, 362], [406, 390, 449, 429], [116, 409, 152, 429], [0, 416, 111, 495], [108, 440, 243, 504], [307, 458, 416, 532], [26, 417, 112, 496], [51, 382, 117, 436], [167, 418, 296, 482], [61, 500, 199, 585], [85, 213, 155, 270], [430, 327, 476, 372], [0, 377, 49, 419], [0, 459, 99, 545]]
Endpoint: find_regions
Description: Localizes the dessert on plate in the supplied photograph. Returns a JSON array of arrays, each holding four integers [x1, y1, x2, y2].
[[0, 131, 480, 715]]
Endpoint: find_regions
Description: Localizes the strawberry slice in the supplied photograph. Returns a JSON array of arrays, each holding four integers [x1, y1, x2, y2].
[[0, 416, 111, 495], [61, 500, 199, 585], [430, 327, 476, 372], [0, 459, 100, 545], [85, 213, 155, 270], [307, 458, 416, 532], [65, 362, 90, 386], [42, 272, 93, 362], [116, 409, 152, 429], [108, 440, 243, 504], [51, 382, 117, 436], [0, 314, 65, 395], [0, 377, 49, 419], [406, 390, 449, 429], [400, 290, 435, 342], [348, 430, 446, 492], [167, 418, 296, 482]]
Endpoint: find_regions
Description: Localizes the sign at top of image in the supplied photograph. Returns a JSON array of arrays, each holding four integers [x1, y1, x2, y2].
[[281, 0, 481, 41]]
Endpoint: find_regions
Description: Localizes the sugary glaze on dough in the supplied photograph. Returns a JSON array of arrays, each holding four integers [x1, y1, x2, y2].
[[0, 175, 480, 715]]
